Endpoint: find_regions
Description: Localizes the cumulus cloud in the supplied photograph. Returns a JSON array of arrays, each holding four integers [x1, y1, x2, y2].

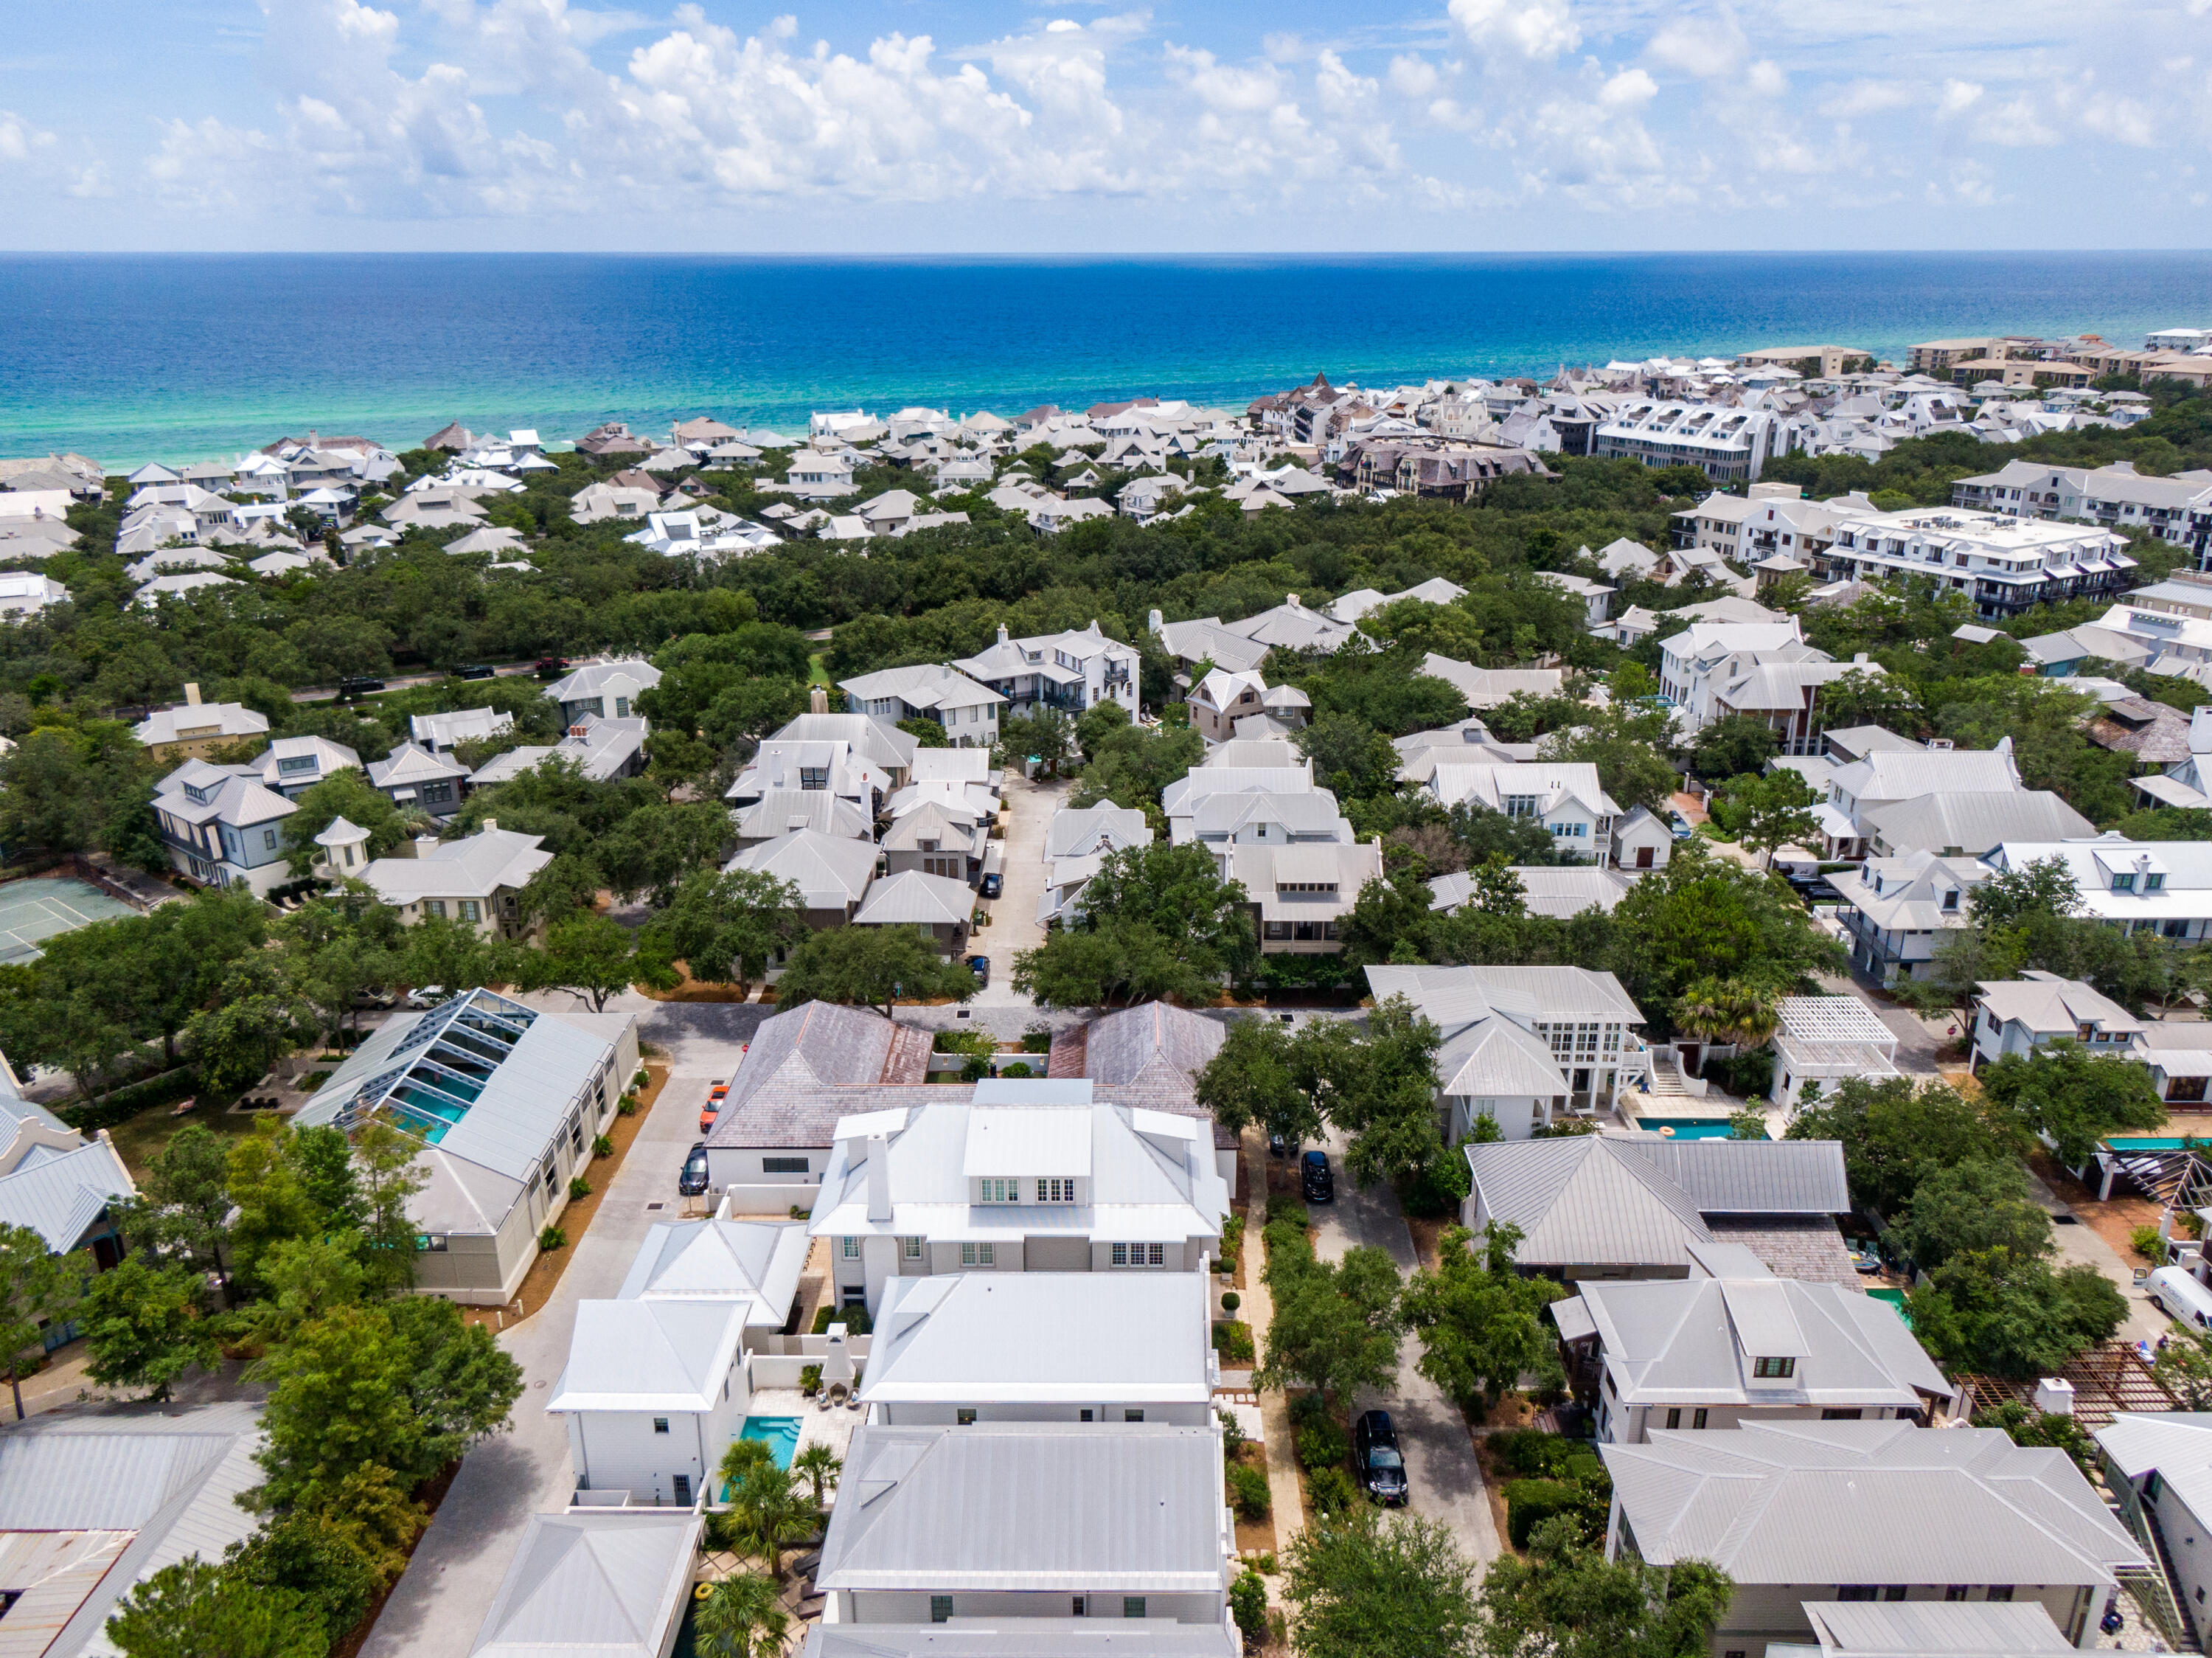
[[1973, 91, 2058, 145], [0, 111, 57, 162], [1938, 78, 1984, 117], [1449, 0, 1579, 63], [1646, 13, 1747, 80]]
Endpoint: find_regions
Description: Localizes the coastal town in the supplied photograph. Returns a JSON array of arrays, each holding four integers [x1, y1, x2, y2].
[[11, 320, 2212, 1658]]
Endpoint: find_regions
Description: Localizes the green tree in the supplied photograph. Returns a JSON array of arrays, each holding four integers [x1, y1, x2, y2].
[[1475, 1516, 1733, 1658], [640, 868, 804, 985], [1886, 1159, 2051, 1273], [354, 1120, 431, 1294], [1978, 1041, 2167, 1167], [774, 926, 978, 1014], [593, 801, 737, 904], [0, 1223, 83, 1419], [1972, 855, 2082, 932], [1608, 843, 1846, 1023], [184, 956, 316, 1101], [1402, 1224, 1565, 1409], [229, 1466, 424, 1645], [1193, 1017, 1324, 1147], [2153, 1328, 2212, 1409], [1719, 769, 1822, 870], [1539, 704, 1678, 816], [1299, 714, 1402, 801], [790, 1440, 842, 1507], [1293, 996, 1446, 1189], [282, 769, 413, 876], [105, 1558, 330, 1658], [1815, 668, 1924, 736], [82, 1258, 216, 1401], [1672, 978, 1781, 1059], [692, 1572, 789, 1658], [1256, 1243, 1404, 1406], [723, 1462, 818, 1580], [1284, 1506, 1481, 1658], [224, 1117, 324, 1300], [123, 1122, 235, 1289], [1015, 841, 1257, 1006], [1688, 715, 1779, 781], [245, 1233, 370, 1340], [1000, 707, 1073, 774], [518, 912, 667, 1012], [1907, 1248, 2126, 1378], [1786, 1075, 2020, 1215]]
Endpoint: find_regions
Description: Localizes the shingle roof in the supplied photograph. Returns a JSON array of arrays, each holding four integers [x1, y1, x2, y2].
[[1602, 1420, 2143, 1586], [1082, 1003, 1223, 1089], [817, 1424, 1228, 1593]]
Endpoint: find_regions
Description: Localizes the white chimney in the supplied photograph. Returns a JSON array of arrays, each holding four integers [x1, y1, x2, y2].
[[822, 1323, 855, 1389], [414, 835, 439, 858], [810, 684, 829, 715], [1148, 608, 1164, 633], [865, 1133, 891, 1222], [997, 623, 1010, 644], [2191, 706, 2212, 755], [184, 682, 202, 707], [1285, 594, 1301, 609], [2032, 1377, 2076, 1416], [481, 818, 498, 833]]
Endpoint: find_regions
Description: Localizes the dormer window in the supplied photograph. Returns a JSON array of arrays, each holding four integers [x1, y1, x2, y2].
[[2148, 873, 2167, 892], [1752, 1356, 1795, 1379], [1941, 890, 1958, 911], [1035, 1178, 1075, 1203], [2112, 873, 2136, 892], [977, 1177, 1020, 1203]]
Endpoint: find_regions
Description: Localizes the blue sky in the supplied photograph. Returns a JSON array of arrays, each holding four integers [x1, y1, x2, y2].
[[3, 1, 2208, 251]]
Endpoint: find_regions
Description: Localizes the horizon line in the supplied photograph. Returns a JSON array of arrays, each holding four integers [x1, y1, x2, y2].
[[4, 247, 2210, 260]]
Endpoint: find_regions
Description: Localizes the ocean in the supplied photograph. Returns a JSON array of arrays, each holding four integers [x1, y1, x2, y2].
[[2, 252, 2208, 467]]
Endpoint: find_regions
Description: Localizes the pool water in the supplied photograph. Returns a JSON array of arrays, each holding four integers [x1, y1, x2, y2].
[[2107, 1137, 2197, 1151], [739, 1415, 802, 1470], [1634, 1118, 1764, 1140], [1867, 1287, 1913, 1330]]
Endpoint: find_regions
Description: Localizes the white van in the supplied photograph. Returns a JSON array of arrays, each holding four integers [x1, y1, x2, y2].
[[2149, 1266, 2212, 1331]]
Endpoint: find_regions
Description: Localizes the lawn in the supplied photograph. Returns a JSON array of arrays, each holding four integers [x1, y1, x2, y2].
[[106, 1098, 263, 1181]]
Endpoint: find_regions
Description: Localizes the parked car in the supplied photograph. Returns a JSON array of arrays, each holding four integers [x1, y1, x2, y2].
[[336, 675, 386, 699], [700, 1079, 728, 1137], [678, 1142, 710, 1198], [1787, 873, 1844, 905], [403, 984, 445, 1009], [1352, 1409, 1409, 1506], [454, 663, 498, 681], [980, 873, 1002, 899], [1669, 810, 1695, 840], [1301, 1149, 1334, 1204], [351, 988, 397, 1010], [1269, 1133, 1293, 1160], [967, 954, 991, 988], [534, 656, 570, 679]]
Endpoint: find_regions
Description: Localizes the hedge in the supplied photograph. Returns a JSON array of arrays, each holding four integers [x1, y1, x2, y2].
[[55, 1067, 200, 1133], [1503, 1477, 1581, 1547]]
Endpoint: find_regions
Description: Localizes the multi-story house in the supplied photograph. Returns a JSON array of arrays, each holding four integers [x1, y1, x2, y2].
[[1969, 971, 2147, 1072], [366, 740, 472, 819], [953, 622, 1140, 717], [544, 657, 661, 726], [1988, 833, 2212, 943], [1817, 505, 2135, 620], [1601, 1421, 2143, 1658], [1368, 962, 1646, 1131], [810, 1080, 1230, 1317], [838, 664, 1004, 749], [408, 707, 515, 755], [1833, 851, 1985, 984], [859, 1272, 1217, 1426], [1424, 761, 1620, 856], [1555, 1242, 1954, 1445], [348, 822, 554, 939], [152, 759, 297, 895], [1593, 402, 1790, 484], [2098, 1414, 2212, 1651], [1229, 838, 1384, 955], [133, 684, 270, 763]]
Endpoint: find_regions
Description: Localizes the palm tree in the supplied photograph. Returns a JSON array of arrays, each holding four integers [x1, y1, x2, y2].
[[726, 1463, 818, 1581], [790, 1442, 842, 1508], [1672, 978, 1781, 1075], [692, 1572, 788, 1658], [717, 1436, 774, 1503]]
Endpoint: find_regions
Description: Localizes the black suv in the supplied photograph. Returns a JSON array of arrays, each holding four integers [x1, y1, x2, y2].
[[678, 1142, 710, 1197], [1353, 1409, 1408, 1506], [454, 663, 498, 681], [1301, 1149, 1334, 1204], [335, 675, 386, 699]]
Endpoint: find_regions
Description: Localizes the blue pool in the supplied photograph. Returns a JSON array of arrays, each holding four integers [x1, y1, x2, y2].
[[739, 1415, 802, 1469], [1634, 1117, 1764, 1140], [2108, 1137, 2197, 1151]]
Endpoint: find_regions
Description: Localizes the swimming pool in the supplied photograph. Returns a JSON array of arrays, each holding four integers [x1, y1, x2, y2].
[[1868, 1287, 1913, 1330], [1634, 1117, 1764, 1140], [738, 1415, 802, 1470], [2107, 1137, 2200, 1151]]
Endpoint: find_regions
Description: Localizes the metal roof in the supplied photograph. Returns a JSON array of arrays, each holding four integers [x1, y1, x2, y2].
[[546, 1300, 745, 1412], [854, 870, 975, 928], [818, 1425, 1228, 1594], [1798, 1601, 2078, 1658], [1602, 1420, 2143, 1586], [963, 1107, 1095, 1178], [860, 1273, 1212, 1404], [1864, 791, 2095, 858], [804, 1623, 1239, 1658], [0, 1135, 135, 1252], [2093, 1412, 2212, 1531], [470, 1510, 700, 1658], [614, 1218, 810, 1328]]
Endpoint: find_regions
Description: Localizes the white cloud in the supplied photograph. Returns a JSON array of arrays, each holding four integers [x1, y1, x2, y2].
[[1599, 68, 1656, 109], [1646, 14, 1746, 80], [1820, 79, 1910, 119], [1973, 91, 2058, 145], [1388, 54, 1440, 99], [0, 111, 56, 162], [1449, 0, 1579, 63], [1937, 78, 1983, 117], [1746, 60, 1786, 98], [2079, 93, 2156, 146]]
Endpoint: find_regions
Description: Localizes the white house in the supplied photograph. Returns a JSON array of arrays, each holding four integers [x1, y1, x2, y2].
[[1555, 1241, 1954, 1445], [546, 657, 661, 726], [815, 1423, 1236, 1634], [953, 622, 1141, 718], [838, 665, 1004, 749], [1987, 835, 2212, 943], [409, 707, 515, 755], [1601, 1421, 2143, 1658], [1418, 654, 1568, 710], [545, 1299, 748, 1508], [1367, 963, 1646, 1133], [1425, 761, 1620, 859], [2095, 1412, 2212, 1651], [352, 823, 553, 938], [859, 1271, 1217, 1426], [1770, 996, 1901, 1113], [1230, 839, 1384, 956], [810, 1080, 1231, 1317], [1969, 971, 2147, 1072], [470, 1510, 703, 1658], [1833, 851, 1986, 985]]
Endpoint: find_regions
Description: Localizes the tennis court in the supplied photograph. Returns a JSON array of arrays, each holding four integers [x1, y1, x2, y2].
[[0, 876, 142, 964]]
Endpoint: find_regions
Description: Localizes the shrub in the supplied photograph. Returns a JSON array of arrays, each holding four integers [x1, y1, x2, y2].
[[633, 1069, 649, 1089], [1295, 1418, 1348, 1474], [1503, 1477, 1581, 1547], [1288, 1390, 1330, 1430], [1213, 1320, 1255, 1365], [1490, 1429, 1587, 1480], [1398, 1147, 1473, 1219], [1265, 1193, 1309, 1226], [1001, 1061, 1034, 1078], [1253, 1551, 1277, 1576], [1222, 1213, 1247, 1253], [1262, 1218, 1314, 1272], [591, 1134, 614, 1157], [1220, 1291, 1242, 1317], [1218, 1407, 1246, 1459], [1020, 1028, 1053, 1054], [1228, 1462, 1272, 1521], [2133, 1224, 2168, 1263], [568, 1176, 591, 1199], [812, 1303, 872, 1335], [960, 1056, 991, 1083], [1231, 1571, 1269, 1643], [1306, 1467, 1357, 1516], [538, 1225, 568, 1251], [616, 1093, 639, 1117], [799, 1364, 822, 1396]]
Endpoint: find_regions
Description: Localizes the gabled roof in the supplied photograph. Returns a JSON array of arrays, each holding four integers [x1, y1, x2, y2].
[[470, 1510, 701, 1658], [615, 1217, 810, 1328], [368, 740, 472, 788], [1081, 1002, 1224, 1090], [2094, 1413, 2212, 1528], [1043, 805, 1152, 861], [854, 869, 974, 928], [0, 1131, 135, 1252], [546, 1300, 745, 1412], [731, 789, 876, 843], [1863, 791, 2094, 858], [359, 828, 552, 904], [727, 828, 879, 910], [1601, 1420, 2143, 1586], [860, 1272, 1212, 1404], [1974, 969, 2145, 1037], [544, 657, 661, 703], [817, 1424, 1227, 1593]]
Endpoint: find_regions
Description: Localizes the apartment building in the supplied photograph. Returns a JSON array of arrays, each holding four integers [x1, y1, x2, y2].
[[1817, 505, 2134, 620], [1593, 402, 1790, 484]]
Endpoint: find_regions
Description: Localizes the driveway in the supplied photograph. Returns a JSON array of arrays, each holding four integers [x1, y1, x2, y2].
[[1813, 971, 1949, 1077], [363, 1027, 742, 1658], [1306, 1130, 1501, 1567], [973, 772, 1064, 1007]]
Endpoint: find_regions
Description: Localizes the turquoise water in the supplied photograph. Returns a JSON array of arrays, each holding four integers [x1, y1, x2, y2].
[[4, 252, 2211, 465], [1635, 1118, 1764, 1140], [2107, 1137, 2194, 1151], [738, 1415, 802, 1471], [1867, 1288, 1913, 1330]]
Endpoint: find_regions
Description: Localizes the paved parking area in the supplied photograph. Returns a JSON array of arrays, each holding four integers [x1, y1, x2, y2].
[[1305, 1131, 1501, 1567], [973, 771, 1064, 1007]]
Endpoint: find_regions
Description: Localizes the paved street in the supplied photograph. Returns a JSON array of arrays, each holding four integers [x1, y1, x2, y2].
[[1306, 1129, 1501, 1567], [973, 771, 1064, 1007], [363, 1021, 742, 1658]]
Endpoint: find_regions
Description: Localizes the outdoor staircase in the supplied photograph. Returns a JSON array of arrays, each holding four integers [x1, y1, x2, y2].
[[2102, 1464, 2202, 1652], [1646, 1050, 1691, 1098]]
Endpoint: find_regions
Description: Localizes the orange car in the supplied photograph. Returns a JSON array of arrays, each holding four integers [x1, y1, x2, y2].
[[699, 1080, 728, 1136]]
